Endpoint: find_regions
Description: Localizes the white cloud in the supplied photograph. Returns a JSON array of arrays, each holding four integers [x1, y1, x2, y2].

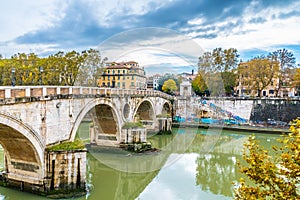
[[116, 49, 191, 66], [97, 28, 203, 74], [192, 1, 300, 55], [0, 42, 59, 58], [115, 49, 194, 75], [0, 0, 67, 41], [87, 0, 172, 27], [187, 17, 206, 26], [2, 0, 300, 68]]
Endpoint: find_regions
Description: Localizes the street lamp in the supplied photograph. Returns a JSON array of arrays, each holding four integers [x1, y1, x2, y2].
[[11, 68, 15, 86], [39, 66, 44, 85]]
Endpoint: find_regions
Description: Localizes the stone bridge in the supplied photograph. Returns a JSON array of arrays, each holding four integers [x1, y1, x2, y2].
[[0, 86, 173, 196]]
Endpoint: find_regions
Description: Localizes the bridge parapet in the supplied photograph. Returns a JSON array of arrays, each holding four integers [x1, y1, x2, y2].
[[0, 86, 174, 104]]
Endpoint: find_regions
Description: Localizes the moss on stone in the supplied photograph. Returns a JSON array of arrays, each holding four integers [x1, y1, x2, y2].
[[156, 114, 171, 118], [47, 139, 85, 151], [122, 121, 144, 129]]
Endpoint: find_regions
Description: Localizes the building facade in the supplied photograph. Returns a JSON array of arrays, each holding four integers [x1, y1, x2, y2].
[[236, 62, 296, 97], [153, 74, 161, 90], [98, 61, 147, 89], [146, 74, 161, 90]]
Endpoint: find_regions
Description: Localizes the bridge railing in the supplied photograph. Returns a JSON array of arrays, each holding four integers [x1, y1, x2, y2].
[[108, 88, 173, 99], [0, 86, 174, 104]]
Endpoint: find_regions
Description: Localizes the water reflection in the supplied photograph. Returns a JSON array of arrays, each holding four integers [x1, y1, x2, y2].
[[138, 128, 280, 199], [0, 126, 281, 200], [86, 154, 159, 200], [79, 129, 278, 200]]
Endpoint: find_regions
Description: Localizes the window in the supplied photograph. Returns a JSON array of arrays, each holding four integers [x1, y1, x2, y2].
[[108, 76, 110, 81], [123, 70, 125, 74], [123, 76, 125, 80], [117, 82, 120, 87], [132, 76, 134, 80], [118, 70, 120, 74], [118, 76, 120, 80], [122, 82, 125, 88], [112, 70, 115, 74], [103, 76, 105, 81], [262, 91, 267, 96], [107, 70, 110, 74], [107, 82, 110, 87]]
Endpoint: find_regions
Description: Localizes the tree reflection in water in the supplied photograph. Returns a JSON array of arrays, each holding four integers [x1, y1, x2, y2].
[[191, 130, 279, 198], [83, 125, 281, 199]]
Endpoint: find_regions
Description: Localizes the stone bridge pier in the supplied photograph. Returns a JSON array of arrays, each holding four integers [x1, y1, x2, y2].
[[0, 86, 173, 197]]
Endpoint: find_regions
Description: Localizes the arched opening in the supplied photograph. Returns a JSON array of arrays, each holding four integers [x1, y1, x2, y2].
[[134, 100, 155, 129], [0, 123, 42, 184], [94, 104, 118, 135], [123, 103, 130, 120], [75, 103, 120, 147], [135, 101, 154, 121], [162, 102, 172, 116]]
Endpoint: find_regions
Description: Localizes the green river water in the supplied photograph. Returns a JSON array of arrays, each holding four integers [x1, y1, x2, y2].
[[0, 122, 282, 200]]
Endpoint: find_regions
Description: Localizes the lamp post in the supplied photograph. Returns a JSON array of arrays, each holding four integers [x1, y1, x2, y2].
[[11, 68, 15, 86], [39, 66, 43, 85]]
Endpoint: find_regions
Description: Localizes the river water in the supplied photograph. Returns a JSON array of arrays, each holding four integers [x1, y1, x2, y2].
[[0, 123, 282, 200]]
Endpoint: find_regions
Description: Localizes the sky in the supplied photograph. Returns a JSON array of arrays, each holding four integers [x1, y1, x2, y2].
[[1, 0, 300, 75]]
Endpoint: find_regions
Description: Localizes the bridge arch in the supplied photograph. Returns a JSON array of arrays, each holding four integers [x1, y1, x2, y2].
[[0, 113, 44, 183], [161, 101, 172, 116], [70, 98, 123, 142], [133, 98, 156, 122]]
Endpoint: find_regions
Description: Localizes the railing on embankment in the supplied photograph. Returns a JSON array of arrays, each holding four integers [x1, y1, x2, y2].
[[0, 86, 174, 104]]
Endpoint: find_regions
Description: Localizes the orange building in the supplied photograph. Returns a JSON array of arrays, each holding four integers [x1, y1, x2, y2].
[[98, 61, 146, 89]]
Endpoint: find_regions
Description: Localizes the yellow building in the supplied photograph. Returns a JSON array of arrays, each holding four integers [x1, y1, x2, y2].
[[236, 62, 279, 97], [98, 61, 147, 89]]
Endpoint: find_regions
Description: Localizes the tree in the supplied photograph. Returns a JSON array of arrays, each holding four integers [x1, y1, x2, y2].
[[269, 49, 296, 96], [198, 51, 213, 73], [0, 50, 96, 86], [75, 49, 106, 87], [238, 57, 279, 97], [234, 118, 300, 199], [198, 48, 239, 96], [212, 47, 225, 72], [0, 58, 11, 85], [191, 73, 208, 96], [157, 74, 179, 92], [223, 48, 239, 71], [222, 71, 237, 96], [162, 79, 177, 94], [10, 52, 40, 85], [293, 68, 300, 95], [45, 50, 87, 86]]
